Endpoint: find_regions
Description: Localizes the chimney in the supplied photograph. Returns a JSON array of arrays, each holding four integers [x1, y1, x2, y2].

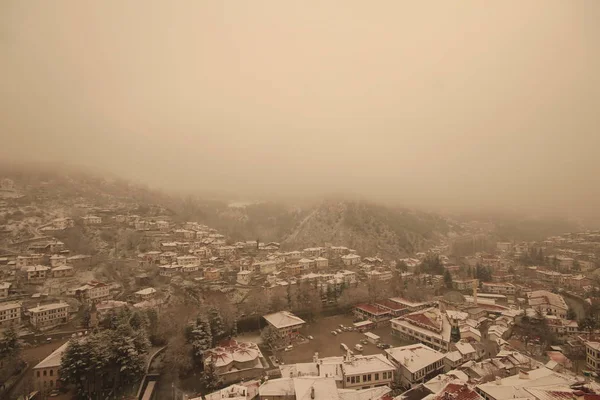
[[473, 279, 478, 306], [495, 377, 501, 385], [311, 386, 315, 399], [518, 370, 529, 380]]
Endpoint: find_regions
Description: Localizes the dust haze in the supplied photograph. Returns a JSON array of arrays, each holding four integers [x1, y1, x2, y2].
[[1, 1, 599, 218]]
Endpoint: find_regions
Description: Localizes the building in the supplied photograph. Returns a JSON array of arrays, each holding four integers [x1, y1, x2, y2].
[[28, 302, 69, 330], [263, 311, 306, 344], [218, 246, 236, 258], [366, 270, 393, 281], [159, 264, 180, 277], [454, 279, 478, 291], [82, 215, 102, 225], [388, 298, 431, 314], [0, 282, 10, 299], [203, 381, 260, 400], [354, 304, 392, 324], [26, 265, 50, 281], [16, 254, 44, 268], [74, 281, 110, 304], [527, 290, 568, 318], [33, 341, 70, 393], [51, 265, 74, 278], [481, 282, 516, 295], [385, 344, 445, 389], [342, 254, 361, 266], [177, 255, 200, 266], [96, 300, 128, 318], [204, 267, 221, 281], [49, 254, 67, 267], [52, 217, 75, 230], [0, 302, 21, 328], [204, 340, 268, 384], [585, 341, 600, 373], [67, 254, 92, 267], [341, 353, 396, 389], [315, 257, 329, 269], [135, 287, 157, 300], [237, 270, 253, 285]]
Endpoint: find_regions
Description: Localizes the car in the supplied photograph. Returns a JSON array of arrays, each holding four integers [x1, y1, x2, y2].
[[360, 339, 368, 345], [339, 324, 345, 329], [336, 329, 342, 334], [307, 335, 314, 340], [284, 345, 293, 351], [331, 330, 338, 335]]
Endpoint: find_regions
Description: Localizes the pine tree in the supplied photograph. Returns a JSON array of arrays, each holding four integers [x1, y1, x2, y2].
[[208, 308, 226, 346], [443, 270, 453, 289], [188, 317, 212, 365]]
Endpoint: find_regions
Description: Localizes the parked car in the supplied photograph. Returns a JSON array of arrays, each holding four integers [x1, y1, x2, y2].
[[354, 344, 363, 352], [284, 345, 293, 351], [307, 335, 314, 340], [336, 329, 342, 334], [331, 330, 338, 336]]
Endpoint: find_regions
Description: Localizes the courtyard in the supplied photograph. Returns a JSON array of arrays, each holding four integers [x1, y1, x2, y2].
[[275, 314, 414, 364]]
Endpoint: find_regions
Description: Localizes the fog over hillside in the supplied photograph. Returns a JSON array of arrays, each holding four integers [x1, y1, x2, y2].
[[1, 1, 599, 220]]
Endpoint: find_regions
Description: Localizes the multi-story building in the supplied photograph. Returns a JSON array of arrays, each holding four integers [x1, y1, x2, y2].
[[0, 302, 21, 328], [341, 354, 396, 389], [51, 265, 74, 278], [49, 255, 67, 267], [177, 255, 200, 266], [263, 311, 306, 345], [16, 254, 44, 268], [0, 282, 10, 299], [527, 290, 568, 318], [342, 254, 361, 266], [26, 265, 50, 281], [481, 282, 516, 295], [33, 341, 69, 393], [82, 215, 102, 225], [74, 281, 110, 304], [586, 341, 600, 373], [28, 302, 69, 330], [385, 344, 445, 389]]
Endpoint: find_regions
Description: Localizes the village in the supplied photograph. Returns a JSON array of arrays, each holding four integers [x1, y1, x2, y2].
[[2, 183, 600, 400]]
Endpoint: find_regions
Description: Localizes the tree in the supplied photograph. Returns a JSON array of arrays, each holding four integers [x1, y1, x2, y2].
[[443, 270, 453, 289], [396, 260, 408, 272], [508, 265, 515, 274], [186, 316, 212, 366], [573, 259, 581, 272], [201, 359, 222, 392], [261, 326, 279, 349], [208, 308, 226, 346], [0, 326, 22, 384], [567, 307, 577, 321]]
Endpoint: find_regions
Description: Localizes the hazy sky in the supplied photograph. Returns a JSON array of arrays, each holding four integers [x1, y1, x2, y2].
[[1, 1, 599, 216]]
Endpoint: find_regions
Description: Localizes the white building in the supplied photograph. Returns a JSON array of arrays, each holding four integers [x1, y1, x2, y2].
[[527, 290, 568, 318], [0, 282, 11, 299], [263, 311, 306, 344], [135, 287, 157, 300], [385, 344, 445, 389], [29, 302, 69, 330], [82, 215, 102, 225], [0, 302, 21, 328], [342, 254, 361, 266], [482, 282, 516, 295]]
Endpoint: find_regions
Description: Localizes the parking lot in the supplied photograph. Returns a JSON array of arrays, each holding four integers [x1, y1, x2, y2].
[[276, 315, 415, 364]]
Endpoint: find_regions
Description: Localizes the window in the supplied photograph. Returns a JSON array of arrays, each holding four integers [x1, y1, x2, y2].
[[363, 375, 367, 382], [375, 373, 379, 380], [37, 371, 40, 377], [347, 377, 350, 383], [368, 374, 372, 381], [43, 370, 47, 376], [50, 369, 53, 376], [351, 376, 356, 384]]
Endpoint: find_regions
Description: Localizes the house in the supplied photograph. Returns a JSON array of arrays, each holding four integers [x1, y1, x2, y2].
[[96, 300, 128, 318], [156, 220, 170, 231], [26, 265, 50, 281], [263, 311, 306, 345], [585, 340, 600, 373], [388, 298, 431, 314], [67, 254, 92, 267], [315, 257, 329, 269], [16, 254, 44, 268], [159, 264, 181, 277], [135, 287, 157, 300], [51, 217, 75, 230], [0, 302, 21, 328], [33, 341, 70, 393], [74, 281, 110, 303], [177, 255, 200, 266], [237, 270, 253, 285], [545, 316, 578, 337], [160, 251, 178, 264], [475, 367, 577, 400], [342, 254, 361, 266], [49, 254, 67, 267], [203, 381, 260, 400], [527, 290, 568, 318], [0, 282, 11, 299], [259, 376, 339, 400], [366, 270, 393, 281], [181, 264, 199, 273], [218, 246, 236, 258], [51, 265, 74, 278], [286, 264, 303, 276], [354, 304, 392, 325], [82, 215, 102, 225], [341, 353, 396, 389], [204, 340, 268, 385], [390, 308, 456, 352], [299, 258, 315, 270], [204, 268, 221, 281], [28, 302, 69, 330], [454, 279, 478, 291], [481, 282, 516, 295], [385, 344, 445, 389], [303, 247, 324, 258], [374, 299, 408, 317]]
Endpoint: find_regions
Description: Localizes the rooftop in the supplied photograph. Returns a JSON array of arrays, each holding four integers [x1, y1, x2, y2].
[[263, 311, 306, 329], [341, 354, 396, 376], [28, 302, 69, 313], [385, 344, 445, 373], [34, 341, 71, 369]]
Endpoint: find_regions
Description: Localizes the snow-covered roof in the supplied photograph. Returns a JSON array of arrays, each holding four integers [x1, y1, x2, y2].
[[28, 302, 69, 313], [341, 354, 396, 376], [263, 311, 306, 329], [385, 344, 445, 373], [0, 302, 20, 312], [34, 341, 71, 369], [135, 287, 157, 296]]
